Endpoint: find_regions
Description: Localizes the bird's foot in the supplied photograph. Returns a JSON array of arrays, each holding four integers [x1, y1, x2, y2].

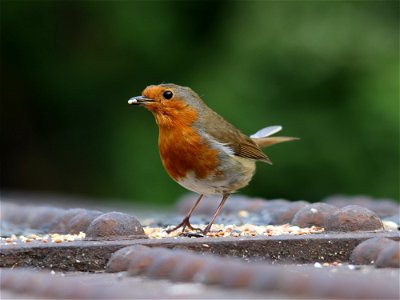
[[166, 217, 201, 234]]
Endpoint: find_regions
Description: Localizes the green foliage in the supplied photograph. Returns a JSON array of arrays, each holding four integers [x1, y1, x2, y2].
[[1, 1, 398, 203]]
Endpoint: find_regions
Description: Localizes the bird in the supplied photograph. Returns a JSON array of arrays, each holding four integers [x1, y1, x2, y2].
[[128, 83, 297, 235]]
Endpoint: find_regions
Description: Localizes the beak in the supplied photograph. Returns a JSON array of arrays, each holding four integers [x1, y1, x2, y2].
[[128, 96, 154, 105]]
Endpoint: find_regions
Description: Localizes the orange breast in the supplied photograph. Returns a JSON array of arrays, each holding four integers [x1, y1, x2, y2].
[[153, 104, 219, 181]]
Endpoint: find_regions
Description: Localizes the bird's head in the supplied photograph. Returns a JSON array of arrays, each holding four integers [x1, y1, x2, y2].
[[128, 83, 205, 127]]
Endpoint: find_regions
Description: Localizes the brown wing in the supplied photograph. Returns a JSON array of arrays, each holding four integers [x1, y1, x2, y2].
[[197, 107, 272, 164], [233, 139, 272, 164]]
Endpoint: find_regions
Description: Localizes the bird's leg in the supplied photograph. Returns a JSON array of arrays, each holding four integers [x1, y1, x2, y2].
[[166, 194, 204, 233], [203, 193, 230, 234]]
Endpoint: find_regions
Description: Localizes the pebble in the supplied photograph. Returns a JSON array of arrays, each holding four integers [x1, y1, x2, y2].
[[86, 212, 146, 240], [350, 237, 396, 265], [292, 203, 338, 228], [107, 246, 399, 298], [325, 205, 384, 232], [375, 243, 400, 268]]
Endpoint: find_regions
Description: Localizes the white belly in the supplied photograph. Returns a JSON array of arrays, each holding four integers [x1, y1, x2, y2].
[[177, 156, 256, 195]]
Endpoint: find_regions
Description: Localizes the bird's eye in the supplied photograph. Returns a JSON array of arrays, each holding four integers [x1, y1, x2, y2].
[[163, 90, 173, 100]]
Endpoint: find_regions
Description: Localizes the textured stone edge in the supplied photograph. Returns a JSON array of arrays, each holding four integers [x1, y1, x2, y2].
[[1, 231, 399, 271]]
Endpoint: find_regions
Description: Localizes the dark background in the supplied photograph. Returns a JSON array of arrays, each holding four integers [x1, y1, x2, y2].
[[1, 1, 399, 205]]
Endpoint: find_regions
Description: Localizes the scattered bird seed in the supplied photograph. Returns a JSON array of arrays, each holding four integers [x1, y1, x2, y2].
[[0, 232, 86, 245], [144, 224, 324, 239], [314, 262, 323, 268]]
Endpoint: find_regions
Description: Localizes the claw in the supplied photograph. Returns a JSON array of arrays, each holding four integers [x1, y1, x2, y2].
[[166, 216, 194, 234]]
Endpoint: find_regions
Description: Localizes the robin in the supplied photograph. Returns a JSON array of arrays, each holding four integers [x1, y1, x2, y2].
[[128, 83, 297, 234]]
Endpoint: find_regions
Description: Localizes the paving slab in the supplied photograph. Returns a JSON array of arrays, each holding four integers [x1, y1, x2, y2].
[[0, 268, 273, 299], [1, 263, 399, 299], [1, 231, 398, 271], [1, 194, 399, 299]]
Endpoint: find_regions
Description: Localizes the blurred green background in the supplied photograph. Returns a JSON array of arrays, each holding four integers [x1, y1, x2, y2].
[[1, 1, 399, 205]]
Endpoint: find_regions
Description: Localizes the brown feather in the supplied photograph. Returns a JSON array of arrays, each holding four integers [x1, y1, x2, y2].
[[252, 136, 300, 148], [196, 106, 272, 164], [235, 140, 272, 164]]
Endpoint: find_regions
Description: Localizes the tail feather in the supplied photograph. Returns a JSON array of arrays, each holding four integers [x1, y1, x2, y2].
[[252, 136, 299, 148], [250, 125, 299, 148], [250, 126, 282, 139]]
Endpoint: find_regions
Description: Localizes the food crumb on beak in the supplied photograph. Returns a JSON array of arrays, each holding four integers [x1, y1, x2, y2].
[[128, 98, 138, 104]]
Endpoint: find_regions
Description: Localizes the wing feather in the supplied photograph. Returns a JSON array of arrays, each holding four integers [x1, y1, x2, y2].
[[197, 108, 271, 164]]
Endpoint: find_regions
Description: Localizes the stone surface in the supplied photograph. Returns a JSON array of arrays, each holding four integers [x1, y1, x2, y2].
[[1, 268, 270, 299], [127, 248, 172, 275], [105, 244, 149, 272], [145, 253, 183, 279], [292, 203, 338, 227], [323, 195, 399, 218], [86, 212, 146, 240], [375, 243, 400, 268], [176, 194, 261, 215], [109, 246, 399, 299], [350, 237, 397, 265], [266, 200, 309, 225], [68, 211, 103, 234], [49, 208, 88, 233], [26, 207, 66, 230], [2, 231, 398, 271], [325, 205, 384, 232], [170, 255, 207, 282], [1, 195, 400, 299], [175, 195, 309, 225]]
